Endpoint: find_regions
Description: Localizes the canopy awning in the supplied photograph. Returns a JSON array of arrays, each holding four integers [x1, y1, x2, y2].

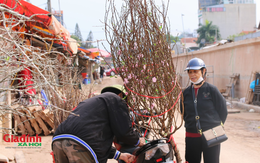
[[0, 0, 51, 26], [78, 47, 96, 59], [48, 15, 70, 40], [0, 0, 77, 55], [78, 47, 109, 59], [78, 47, 91, 54], [67, 38, 78, 54], [87, 48, 111, 58]]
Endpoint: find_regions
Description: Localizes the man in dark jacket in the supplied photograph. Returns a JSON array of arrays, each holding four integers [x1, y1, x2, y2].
[[52, 92, 144, 163]]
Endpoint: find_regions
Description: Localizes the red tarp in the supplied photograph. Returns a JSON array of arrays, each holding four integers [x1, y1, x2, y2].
[[0, 0, 51, 26], [18, 67, 36, 95]]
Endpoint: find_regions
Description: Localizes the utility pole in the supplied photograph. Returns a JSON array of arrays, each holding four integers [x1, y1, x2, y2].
[[47, 0, 52, 13], [215, 28, 217, 41], [58, 0, 62, 24], [181, 14, 186, 50]]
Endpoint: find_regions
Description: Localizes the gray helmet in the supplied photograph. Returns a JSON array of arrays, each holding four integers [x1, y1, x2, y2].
[[185, 58, 206, 71]]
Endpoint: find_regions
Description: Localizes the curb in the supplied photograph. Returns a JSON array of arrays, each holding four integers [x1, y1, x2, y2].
[[227, 100, 260, 113]]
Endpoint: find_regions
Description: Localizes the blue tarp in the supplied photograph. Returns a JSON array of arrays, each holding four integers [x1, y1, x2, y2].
[[250, 79, 259, 92]]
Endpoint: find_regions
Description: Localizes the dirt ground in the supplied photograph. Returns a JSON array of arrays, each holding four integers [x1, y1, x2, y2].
[[1, 76, 260, 163]]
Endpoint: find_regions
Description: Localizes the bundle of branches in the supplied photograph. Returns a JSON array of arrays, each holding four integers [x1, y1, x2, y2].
[[105, 0, 183, 161], [0, 4, 92, 136]]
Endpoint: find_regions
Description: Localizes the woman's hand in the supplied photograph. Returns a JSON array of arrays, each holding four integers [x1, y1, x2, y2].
[[119, 153, 136, 163]]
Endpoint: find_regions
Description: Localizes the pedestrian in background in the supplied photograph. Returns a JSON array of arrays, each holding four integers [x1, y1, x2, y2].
[[100, 66, 104, 80], [181, 58, 227, 163], [92, 69, 99, 84]]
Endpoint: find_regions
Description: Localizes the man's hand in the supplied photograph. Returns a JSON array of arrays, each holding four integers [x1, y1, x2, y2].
[[138, 137, 146, 147], [119, 153, 135, 163]]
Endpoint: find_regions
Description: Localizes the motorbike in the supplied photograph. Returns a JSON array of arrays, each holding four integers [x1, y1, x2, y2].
[[125, 111, 175, 163], [132, 138, 174, 163]]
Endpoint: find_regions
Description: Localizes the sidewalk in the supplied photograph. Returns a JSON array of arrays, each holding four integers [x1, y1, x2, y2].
[[226, 99, 260, 113]]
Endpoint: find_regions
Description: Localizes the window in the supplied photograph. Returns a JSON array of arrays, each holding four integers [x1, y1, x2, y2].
[[207, 7, 225, 12]]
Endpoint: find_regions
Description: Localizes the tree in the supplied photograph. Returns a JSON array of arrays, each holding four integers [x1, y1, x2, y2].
[[172, 36, 180, 43], [166, 34, 180, 43], [196, 20, 221, 47], [85, 31, 95, 48], [227, 32, 253, 41], [71, 34, 83, 47], [74, 23, 83, 42], [179, 32, 193, 39]]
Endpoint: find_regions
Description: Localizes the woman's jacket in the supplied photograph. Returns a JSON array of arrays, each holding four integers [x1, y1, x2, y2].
[[181, 82, 228, 133]]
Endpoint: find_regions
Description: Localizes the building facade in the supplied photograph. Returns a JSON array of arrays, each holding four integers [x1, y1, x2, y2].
[[199, 0, 219, 8], [53, 10, 64, 25], [198, 0, 256, 39]]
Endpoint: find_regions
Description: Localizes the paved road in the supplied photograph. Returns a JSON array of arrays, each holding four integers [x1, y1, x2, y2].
[[172, 110, 260, 163]]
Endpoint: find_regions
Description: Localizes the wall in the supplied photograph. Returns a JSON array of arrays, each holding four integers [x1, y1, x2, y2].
[[172, 37, 260, 98], [201, 4, 256, 39]]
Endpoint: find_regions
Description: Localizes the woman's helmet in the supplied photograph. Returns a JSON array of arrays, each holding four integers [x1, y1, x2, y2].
[[185, 58, 206, 71], [101, 84, 127, 100]]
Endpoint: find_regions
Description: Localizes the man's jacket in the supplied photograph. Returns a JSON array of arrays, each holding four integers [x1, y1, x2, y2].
[[53, 92, 139, 163]]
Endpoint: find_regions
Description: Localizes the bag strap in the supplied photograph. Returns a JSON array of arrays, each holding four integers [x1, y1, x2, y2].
[[192, 87, 224, 135], [192, 87, 202, 135]]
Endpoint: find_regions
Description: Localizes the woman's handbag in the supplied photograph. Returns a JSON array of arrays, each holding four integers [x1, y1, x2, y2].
[[192, 88, 228, 148], [202, 124, 228, 147]]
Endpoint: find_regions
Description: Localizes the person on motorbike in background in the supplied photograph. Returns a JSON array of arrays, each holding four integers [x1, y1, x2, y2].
[[52, 85, 145, 163], [101, 84, 146, 163]]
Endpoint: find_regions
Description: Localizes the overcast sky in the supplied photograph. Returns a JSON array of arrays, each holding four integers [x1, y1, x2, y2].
[[29, 0, 260, 51]]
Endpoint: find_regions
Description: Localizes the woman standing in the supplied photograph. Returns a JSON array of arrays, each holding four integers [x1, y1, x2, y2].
[[181, 58, 227, 163]]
